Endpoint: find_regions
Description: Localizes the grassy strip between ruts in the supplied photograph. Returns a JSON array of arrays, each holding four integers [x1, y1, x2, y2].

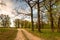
[[25, 28, 60, 40], [0, 28, 18, 40], [21, 30, 29, 40]]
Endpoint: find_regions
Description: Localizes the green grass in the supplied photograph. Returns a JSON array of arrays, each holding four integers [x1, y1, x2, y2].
[[25, 28, 60, 40], [0, 28, 18, 40]]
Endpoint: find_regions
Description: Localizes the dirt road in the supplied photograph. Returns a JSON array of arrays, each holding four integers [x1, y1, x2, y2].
[[15, 29, 44, 40], [15, 29, 26, 40]]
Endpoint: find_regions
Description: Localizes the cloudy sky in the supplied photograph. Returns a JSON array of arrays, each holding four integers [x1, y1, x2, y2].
[[0, 0, 38, 27], [0, 0, 29, 17]]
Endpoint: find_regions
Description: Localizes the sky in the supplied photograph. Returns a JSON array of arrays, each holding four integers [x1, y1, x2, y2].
[[0, 0, 38, 27]]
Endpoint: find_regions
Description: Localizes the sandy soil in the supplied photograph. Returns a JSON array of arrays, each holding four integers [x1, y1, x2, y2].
[[15, 29, 26, 40], [22, 29, 44, 40]]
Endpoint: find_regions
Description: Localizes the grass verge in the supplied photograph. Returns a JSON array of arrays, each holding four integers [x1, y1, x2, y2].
[[25, 28, 60, 40], [0, 28, 18, 40]]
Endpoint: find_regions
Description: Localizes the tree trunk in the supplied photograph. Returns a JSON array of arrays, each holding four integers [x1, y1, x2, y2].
[[18, 20, 19, 28], [49, 0, 54, 32], [37, 0, 41, 32], [57, 16, 60, 32], [50, 13, 54, 32], [31, 7, 34, 31]]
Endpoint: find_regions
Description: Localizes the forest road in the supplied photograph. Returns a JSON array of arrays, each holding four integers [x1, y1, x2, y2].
[[15, 29, 44, 40]]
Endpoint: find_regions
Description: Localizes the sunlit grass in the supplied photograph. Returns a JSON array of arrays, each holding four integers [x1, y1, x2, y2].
[[25, 28, 60, 40], [0, 28, 18, 40]]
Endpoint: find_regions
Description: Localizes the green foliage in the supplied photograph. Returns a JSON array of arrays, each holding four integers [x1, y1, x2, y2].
[[14, 19, 21, 28], [0, 14, 10, 27]]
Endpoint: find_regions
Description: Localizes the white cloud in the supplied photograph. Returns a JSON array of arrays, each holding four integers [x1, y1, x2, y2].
[[0, 0, 35, 27]]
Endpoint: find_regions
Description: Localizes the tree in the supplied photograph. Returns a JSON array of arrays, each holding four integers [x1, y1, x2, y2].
[[0, 14, 5, 27], [56, 1, 60, 32], [0, 14, 10, 27], [33, 0, 44, 32], [44, 0, 59, 32], [37, 0, 41, 32], [5, 15, 10, 27], [24, 0, 37, 31], [14, 19, 20, 28], [58, 15, 60, 32]]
